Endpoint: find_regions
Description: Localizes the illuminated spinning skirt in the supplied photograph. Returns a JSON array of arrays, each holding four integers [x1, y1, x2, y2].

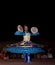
[[6, 46, 45, 54]]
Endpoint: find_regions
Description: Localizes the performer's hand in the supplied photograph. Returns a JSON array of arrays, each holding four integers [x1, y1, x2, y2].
[[20, 41, 25, 45]]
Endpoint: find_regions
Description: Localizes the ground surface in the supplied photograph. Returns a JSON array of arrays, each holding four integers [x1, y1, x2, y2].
[[0, 59, 55, 65]]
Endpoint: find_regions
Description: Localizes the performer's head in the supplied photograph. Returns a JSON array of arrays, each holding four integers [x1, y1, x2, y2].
[[24, 25, 28, 32]]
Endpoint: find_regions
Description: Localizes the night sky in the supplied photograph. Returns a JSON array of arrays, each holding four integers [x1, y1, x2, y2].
[[0, 15, 54, 42]]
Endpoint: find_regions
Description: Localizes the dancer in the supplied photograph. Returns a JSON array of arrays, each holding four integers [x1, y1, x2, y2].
[[7, 25, 45, 63], [15, 25, 40, 63]]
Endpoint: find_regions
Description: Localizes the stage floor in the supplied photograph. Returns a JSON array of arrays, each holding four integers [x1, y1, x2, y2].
[[0, 59, 55, 65]]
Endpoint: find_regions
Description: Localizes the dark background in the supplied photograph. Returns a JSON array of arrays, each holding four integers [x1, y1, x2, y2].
[[0, 15, 54, 41], [0, 12, 55, 57], [0, 15, 48, 40], [0, 0, 54, 42], [0, 1, 55, 58]]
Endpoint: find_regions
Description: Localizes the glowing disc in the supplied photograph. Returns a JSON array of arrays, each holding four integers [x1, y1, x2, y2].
[[31, 27, 38, 34]]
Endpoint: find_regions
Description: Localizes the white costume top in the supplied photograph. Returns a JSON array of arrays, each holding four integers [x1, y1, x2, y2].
[[23, 33, 31, 42]]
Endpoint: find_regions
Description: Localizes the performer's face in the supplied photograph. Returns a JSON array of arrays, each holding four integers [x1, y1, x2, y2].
[[24, 25, 28, 31]]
